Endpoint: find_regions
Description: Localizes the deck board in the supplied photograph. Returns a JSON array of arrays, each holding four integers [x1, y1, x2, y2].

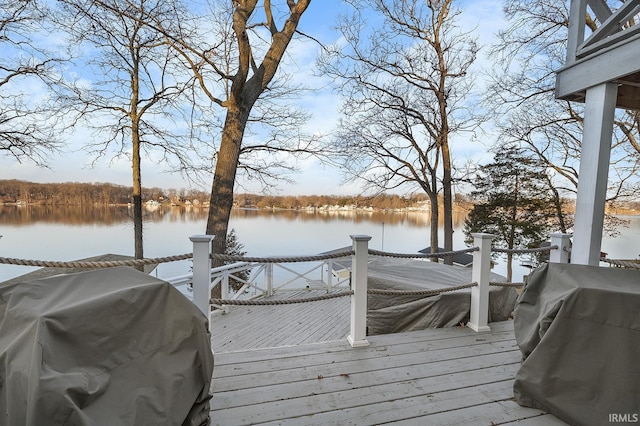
[[386, 400, 552, 426], [210, 289, 350, 353], [209, 320, 568, 425]]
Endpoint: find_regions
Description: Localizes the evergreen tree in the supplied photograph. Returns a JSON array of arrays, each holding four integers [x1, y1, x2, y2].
[[224, 229, 249, 292], [464, 146, 555, 281]]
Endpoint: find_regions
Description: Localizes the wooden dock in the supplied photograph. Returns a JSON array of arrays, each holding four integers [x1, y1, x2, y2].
[[209, 320, 568, 425]]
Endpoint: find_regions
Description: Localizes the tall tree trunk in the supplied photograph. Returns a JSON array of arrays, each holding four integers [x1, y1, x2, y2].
[[435, 2, 455, 266], [131, 59, 143, 267], [441, 139, 454, 265], [132, 128, 144, 266], [202, 0, 311, 298], [507, 174, 519, 282], [429, 193, 439, 263], [204, 15, 253, 266], [206, 105, 249, 258]]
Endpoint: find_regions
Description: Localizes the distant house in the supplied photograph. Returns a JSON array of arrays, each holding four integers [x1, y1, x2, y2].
[[418, 247, 474, 268]]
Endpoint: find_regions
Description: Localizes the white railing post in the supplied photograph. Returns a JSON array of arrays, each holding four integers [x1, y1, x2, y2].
[[265, 263, 274, 296], [348, 234, 371, 348], [468, 233, 493, 333], [221, 270, 230, 314], [190, 235, 213, 327], [327, 260, 333, 291], [549, 233, 572, 263]]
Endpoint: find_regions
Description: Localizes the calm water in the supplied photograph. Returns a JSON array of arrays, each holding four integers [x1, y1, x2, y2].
[[1, 205, 639, 283]]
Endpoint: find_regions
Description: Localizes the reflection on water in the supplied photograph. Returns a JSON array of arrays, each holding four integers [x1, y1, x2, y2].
[[233, 208, 468, 228], [0, 205, 467, 228], [0, 205, 467, 283], [1, 204, 637, 284], [0, 204, 168, 225]]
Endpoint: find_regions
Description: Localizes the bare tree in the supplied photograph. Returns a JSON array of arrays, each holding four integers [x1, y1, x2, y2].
[[318, 0, 478, 262], [91, 0, 325, 271], [145, 0, 315, 260], [55, 0, 193, 259], [0, 0, 64, 165], [486, 0, 640, 233]]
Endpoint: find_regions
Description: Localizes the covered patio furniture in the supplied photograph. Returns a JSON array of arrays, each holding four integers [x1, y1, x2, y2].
[[513, 262, 640, 426], [0, 266, 213, 426]]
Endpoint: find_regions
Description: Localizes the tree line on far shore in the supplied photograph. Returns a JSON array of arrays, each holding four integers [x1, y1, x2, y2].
[[3, 179, 640, 215], [0, 179, 439, 210]]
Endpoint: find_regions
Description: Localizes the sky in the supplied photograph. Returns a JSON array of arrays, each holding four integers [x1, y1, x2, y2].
[[0, 0, 508, 196]]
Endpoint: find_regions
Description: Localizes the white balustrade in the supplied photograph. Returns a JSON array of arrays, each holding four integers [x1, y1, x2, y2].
[[550, 233, 572, 264], [468, 233, 493, 333], [467, 232, 572, 333], [190, 235, 213, 327], [186, 232, 572, 344], [265, 263, 274, 296], [348, 234, 371, 348]]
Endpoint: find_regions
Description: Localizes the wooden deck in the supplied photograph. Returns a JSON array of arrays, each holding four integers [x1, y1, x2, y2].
[[210, 321, 568, 425], [210, 289, 351, 353]]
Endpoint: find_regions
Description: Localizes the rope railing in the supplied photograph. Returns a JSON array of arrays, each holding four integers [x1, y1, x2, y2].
[[212, 281, 523, 307], [210, 290, 353, 305], [491, 245, 558, 255], [367, 282, 477, 296], [490, 281, 524, 288], [0, 250, 355, 270], [209, 250, 354, 264], [210, 282, 482, 305], [0, 253, 193, 269], [0, 244, 560, 270], [600, 258, 640, 270], [368, 247, 479, 259]]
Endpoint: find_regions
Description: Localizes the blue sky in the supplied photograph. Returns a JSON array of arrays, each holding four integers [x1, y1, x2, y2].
[[1, 0, 507, 196]]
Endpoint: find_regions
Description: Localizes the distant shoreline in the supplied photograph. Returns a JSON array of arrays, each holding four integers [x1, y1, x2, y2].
[[2, 179, 639, 215], [2, 201, 639, 217], [0, 201, 470, 214]]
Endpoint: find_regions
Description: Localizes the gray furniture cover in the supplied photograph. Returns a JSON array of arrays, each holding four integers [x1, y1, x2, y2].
[[0, 267, 214, 426], [514, 262, 640, 426], [363, 257, 516, 334]]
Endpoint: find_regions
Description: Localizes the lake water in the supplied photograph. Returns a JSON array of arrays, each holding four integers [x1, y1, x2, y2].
[[1, 205, 639, 283]]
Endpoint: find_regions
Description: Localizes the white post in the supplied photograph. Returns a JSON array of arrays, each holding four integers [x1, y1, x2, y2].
[[549, 233, 572, 264], [222, 271, 229, 299], [468, 233, 493, 333], [348, 235, 371, 348], [327, 260, 333, 291], [190, 235, 213, 327], [221, 271, 230, 314], [265, 263, 274, 296], [572, 82, 618, 266]]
